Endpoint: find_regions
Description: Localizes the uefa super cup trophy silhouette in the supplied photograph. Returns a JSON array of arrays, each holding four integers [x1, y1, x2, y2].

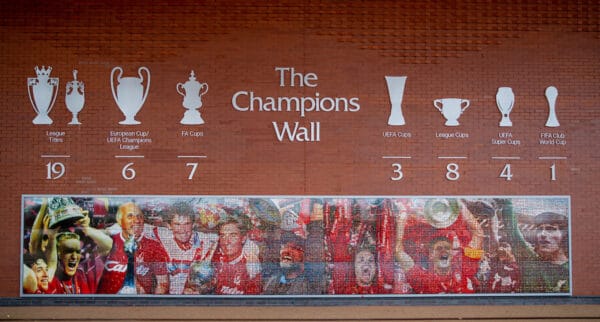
[[385, 76, 407, 126], [65, 70, 85, 125], [545, 86, 560, 127], [111, 66, 150, 125], [177, 70, 209, 125], [27, 66, 59, 125], [496, 87, 514, 127]]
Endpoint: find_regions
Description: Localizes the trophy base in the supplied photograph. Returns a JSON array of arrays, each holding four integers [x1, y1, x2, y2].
[[499, 116, 512, 127], [119, 118, 141, 125], [181, 110, 205, 125], [33, 114, 53, 125], [444, 120, 460, 126], [388, 113, 405, 126]]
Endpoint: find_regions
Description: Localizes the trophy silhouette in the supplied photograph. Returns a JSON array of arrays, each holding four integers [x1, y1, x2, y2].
[[434, 98, 470, 126], [496, 87, 514, 127], [177, 70, 208, 125], [111, 66, 150, 125], [545, 86, 560, 127], [65, 70, 85, 125], [385, 76, 407, 125], [27, 66, 59, 125]]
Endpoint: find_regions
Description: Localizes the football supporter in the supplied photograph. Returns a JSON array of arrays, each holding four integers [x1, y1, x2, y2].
[[394, 199, 484, 294], [213, 215, 261, 295]]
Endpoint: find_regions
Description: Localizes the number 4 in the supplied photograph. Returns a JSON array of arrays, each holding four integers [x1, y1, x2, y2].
[[499, 163, 513, 181]]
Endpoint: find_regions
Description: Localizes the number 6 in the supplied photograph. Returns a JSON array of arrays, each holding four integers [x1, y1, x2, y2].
[[122, 162, 136, 180]]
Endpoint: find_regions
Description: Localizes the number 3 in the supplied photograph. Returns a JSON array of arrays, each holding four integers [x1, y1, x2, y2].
[[391, 163, 403, 181]]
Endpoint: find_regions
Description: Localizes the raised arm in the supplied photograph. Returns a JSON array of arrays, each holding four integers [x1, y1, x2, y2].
[[77, 214, 113, 256]]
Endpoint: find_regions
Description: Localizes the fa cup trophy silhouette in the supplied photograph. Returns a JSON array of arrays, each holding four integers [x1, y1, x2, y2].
[[65, 70, 85, 125], [177, 70, 209, 125]]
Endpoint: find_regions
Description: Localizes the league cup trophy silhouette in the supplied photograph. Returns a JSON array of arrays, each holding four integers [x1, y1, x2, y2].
[[65, 70, 85, 125], [177, 70, 209, 125], [111, 66, 150, 125], [27, 66, 59, 125], [385, 76, 407, 126], [545, 86, 560, 127], [433, 98, 470, 126], [496, 87, 514, 127]]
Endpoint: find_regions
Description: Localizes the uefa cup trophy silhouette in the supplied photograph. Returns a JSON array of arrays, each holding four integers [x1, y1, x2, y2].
[[65, 70, 85, 125], [27, 66, 59, 125], [385, 76, 407, 126], [111, 66, 150, 125], [433, 98, 470, 126], [496, 87, 514, 127], [177, 70, 209, 125], [545, 86, 560, 127]]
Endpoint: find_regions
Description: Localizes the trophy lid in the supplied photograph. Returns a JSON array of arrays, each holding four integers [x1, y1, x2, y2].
[[47, 197, 85, 229], [424, 198, 459, 229]]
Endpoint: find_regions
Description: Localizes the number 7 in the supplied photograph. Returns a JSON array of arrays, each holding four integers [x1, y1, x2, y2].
[[186, 162, 198, 180]]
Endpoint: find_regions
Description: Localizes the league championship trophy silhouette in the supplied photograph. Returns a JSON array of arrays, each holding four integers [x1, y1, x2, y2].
[[27, 66, 59, 125], [65, 70, 85, 125]]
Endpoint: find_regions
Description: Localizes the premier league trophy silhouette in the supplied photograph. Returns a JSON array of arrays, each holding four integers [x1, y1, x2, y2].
[[27, 66, 59, 125]]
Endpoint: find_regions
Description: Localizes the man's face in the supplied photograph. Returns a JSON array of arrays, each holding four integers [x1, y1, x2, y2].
[[354, 250, 376, 287], [536, 223, 563, 257], [219, 223, 245, 258], [120, 209, 142, 239], [58, 238, 82, 277], [170, 214, 193, 244], [32, 259, 49, 291], [430, 239, 453, 273], [280, 243, 304, 272]]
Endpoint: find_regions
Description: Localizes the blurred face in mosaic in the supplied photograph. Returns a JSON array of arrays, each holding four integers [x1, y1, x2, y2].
[[118, 203, 143, 239], [429, 239, 453, 274], [354, 250, 376, 287], [536, 223, 563, 258], [32, 258, 49, 291], [170, 214, 194, 244], [219, 222, 245, 259], [57, 235, 82, 277]]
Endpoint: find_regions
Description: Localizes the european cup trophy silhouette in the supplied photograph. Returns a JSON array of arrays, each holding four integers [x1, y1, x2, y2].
[[27, 66, 59, 125], [385, 76, 407, 126], [111, 66, 150, 125]]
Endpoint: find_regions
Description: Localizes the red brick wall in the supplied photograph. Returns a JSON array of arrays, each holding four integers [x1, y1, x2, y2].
[[1, 0, 599, 297]]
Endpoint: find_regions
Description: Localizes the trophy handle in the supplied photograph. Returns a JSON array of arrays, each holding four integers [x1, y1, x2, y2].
[[138, 66, 151, 107], [110, 66, 123, 106], [27, 78, 40, 114], [176, 83, 185, 96], [460, 99, 470, 112], [199, 83, 209, 96], [433, 99, 443, 112]]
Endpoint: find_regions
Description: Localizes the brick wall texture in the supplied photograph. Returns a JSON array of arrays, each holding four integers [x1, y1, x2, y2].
[[1, 0, 599, 300]]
